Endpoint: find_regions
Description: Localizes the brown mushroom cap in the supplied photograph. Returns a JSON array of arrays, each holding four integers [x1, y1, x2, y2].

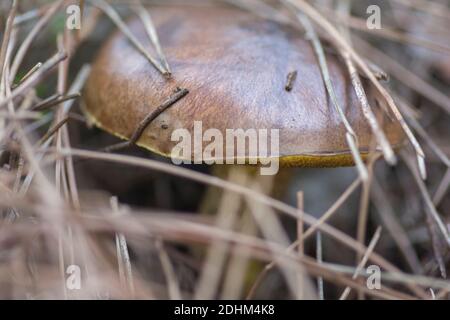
[[84, 5, 404, 167]]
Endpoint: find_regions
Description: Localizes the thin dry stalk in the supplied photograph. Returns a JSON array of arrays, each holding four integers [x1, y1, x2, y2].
[[316, 231, 324, 300], [0, 51, 68, 109], [37, 116, 69, 146], [336, 0, 396, 165], [221, 211, 257, 299], [110, 197, 135, 295], [282, 0, 427, 180], [0, 0, 18, 81], [391, 0, 450, 21], [296, 191, 304, 299], [320, 7, 450, 54], [433, 168, 450, 206], [134, 1, 171, 73], [402, 152, 450, 247], [53, 147, 429, 298], [155, 239, 182, 300], [340, 226, 382, 299], [284, 4, 368, 181], [355, 36, 450, 117], [250, 178, 361, 296], [397, 97, 450, 168], [9, 0, 65, 83], [194, 167, 247, 300], [246, 178, 317, 299], [371, 178, 423, 274], [12, 62, 42, 89], [32, 93, 80, 112], [91, 0, 170, 77]]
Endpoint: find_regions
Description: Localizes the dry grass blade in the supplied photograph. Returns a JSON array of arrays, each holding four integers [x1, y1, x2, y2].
[[402, 152, 450, 247], [0, 51, 67, 109], [371, 178, 423, 274], [296, 191, 304, 299], [433, 168, 450, 206], [246, 178, 314, 299], [12, 62, 42, 89], [93, 213, 428, 299], [425, 213, 447, 279], [9, 0, 64, 83], [303, 178, 361, 240], [195, 167, 247, 300], [32, 93, 81, 112], [344, 54, 396, 164], [223, 0, 290, 24], [316, 231, 324, 300], [397, 97, 450, 168], [391, 0, 450, 21], [355, 36, 450, 117], [91, 0, 170, 78], [340, 226, 382, 300], [0, 0, 18, 81], [111, 197, 135, 295], [336, 0, 396, 165], [156, 239, 182, 300], [134, 1, 171, 73], [37, 116, 69, 146], [282, 0, 427, 180], [320, 7, 450, 54], [51, 148, 429, 298], [221, 212, 258, 299], [282, 3, 368, 182]]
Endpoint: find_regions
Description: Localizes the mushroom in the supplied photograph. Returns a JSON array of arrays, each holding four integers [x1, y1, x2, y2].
[[83, 4, 404, 175]]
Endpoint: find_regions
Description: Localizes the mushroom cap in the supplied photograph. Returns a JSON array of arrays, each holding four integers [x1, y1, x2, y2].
[[84, 4, 404, 167]]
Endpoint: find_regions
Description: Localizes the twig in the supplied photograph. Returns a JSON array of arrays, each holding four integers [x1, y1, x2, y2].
[[103, 88, 189, 152], [285, 70, 297, 92], [37, 116, 69, 146]]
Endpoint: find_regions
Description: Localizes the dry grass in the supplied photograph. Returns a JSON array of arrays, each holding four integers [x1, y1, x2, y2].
[[0, 0, 448, 300]]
